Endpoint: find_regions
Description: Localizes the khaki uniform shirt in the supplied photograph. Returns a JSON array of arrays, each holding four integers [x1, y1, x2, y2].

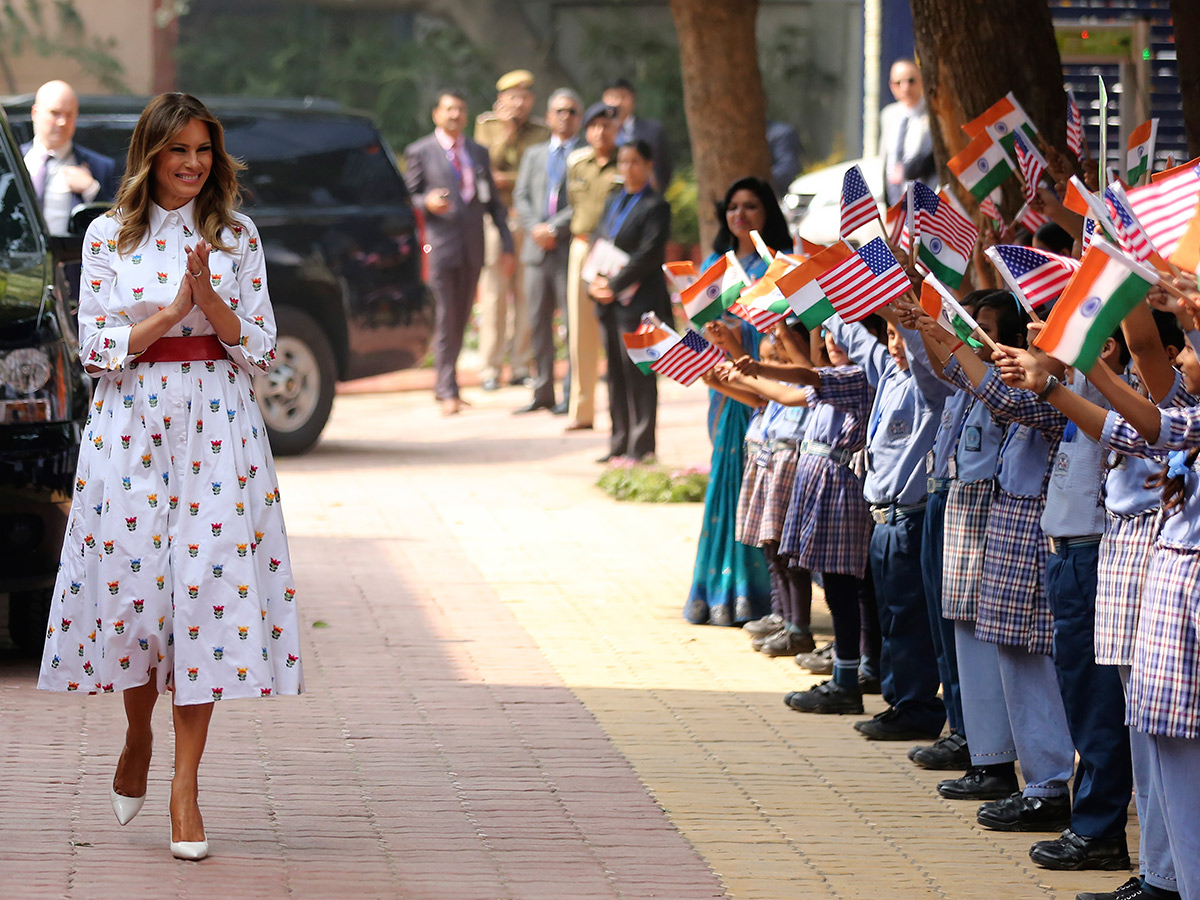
[[474, 113, 549, 209], [566, 147, 619, 239]]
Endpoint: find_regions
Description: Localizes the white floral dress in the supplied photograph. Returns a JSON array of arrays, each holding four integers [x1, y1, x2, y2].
[[37, 200, 304, 705]]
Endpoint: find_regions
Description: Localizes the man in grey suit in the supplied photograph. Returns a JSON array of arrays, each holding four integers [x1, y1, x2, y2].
[[405, 90, 513, 415], [511, 88, 583, 414], [602, 78, 673, 192]]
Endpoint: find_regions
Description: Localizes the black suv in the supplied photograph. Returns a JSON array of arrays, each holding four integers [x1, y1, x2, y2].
[[5, 94, 433, 456], [0, 106, 90, 652], [0, 96, 431, 653]]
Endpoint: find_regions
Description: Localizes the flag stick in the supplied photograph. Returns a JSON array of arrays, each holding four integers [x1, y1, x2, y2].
[[971, 326, 1000, 353]]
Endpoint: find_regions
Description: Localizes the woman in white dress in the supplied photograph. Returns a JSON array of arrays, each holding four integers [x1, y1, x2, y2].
[[37, 92, 303, 861]]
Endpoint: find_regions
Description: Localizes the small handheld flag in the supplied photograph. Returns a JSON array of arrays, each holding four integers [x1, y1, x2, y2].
[[947, 132, 1015, 202], [1066, 90, 1085, 160], [622, 318, 725, 386], [679, 253, 745, 327], [963, 92, 1039, 163], [908, 183, 978, 289], [985, 244, 1081, 312], [1126, 164, 1200, 259], [815, 238, 912, 322], [727, 256, 798, 332], [1012, 130, 1047, 205], [919, 276, 982, 347], [840, 164, 881, 237], [1033, 240, 1160, 371], [750, 230, 776, 265], [1126, 119, 1159, 185], [772, 243, 854, 329], [662, 261, 698, 294]]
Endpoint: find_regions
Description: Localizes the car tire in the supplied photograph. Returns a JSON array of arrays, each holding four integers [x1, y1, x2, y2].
[[254, 307, 337, 456], [8, 588, 53, 656]]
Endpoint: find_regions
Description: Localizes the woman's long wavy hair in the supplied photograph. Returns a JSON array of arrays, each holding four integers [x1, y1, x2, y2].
[[112, 93, 245, 255]]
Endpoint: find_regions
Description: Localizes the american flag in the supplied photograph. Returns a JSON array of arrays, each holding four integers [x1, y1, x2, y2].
[[815, 238, 912, 321], [1016, 203, 1049, 233], [650, 328, 725, 386], [979, 196, 1003, 224], [910, 182, 977, 259], [1104, 183, 1158, 263], [1125, 165, 1200, 258], [840, 165, 880, 237], [1013, 130, 1046, 204], [1066, 90, 1084, 159], [985, 244, 1081, 310]]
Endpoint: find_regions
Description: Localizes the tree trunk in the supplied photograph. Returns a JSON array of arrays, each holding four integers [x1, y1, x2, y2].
[[1172, 0, 1200, 159], [910, 0, 1066, 219], [669, 0, 771, 251]]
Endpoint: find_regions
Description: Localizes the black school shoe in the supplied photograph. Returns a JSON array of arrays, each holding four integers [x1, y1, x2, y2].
[[784, 680, 864, 714], [1030, 829, 1131, 871], [1075, 877, 1150, 900], [853, 707, 943, 741], [936, 765, 1020, 800], [908, 732, 970, 769], [976, 791, 1072, 832]]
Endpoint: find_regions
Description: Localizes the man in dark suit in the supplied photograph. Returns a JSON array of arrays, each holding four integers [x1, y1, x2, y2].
[[405, 89, 513, 416], [586, 140, 671, 463], [22, 80, 117, 235], [602, 79, 673, 192], [511, 88, 583, 415]]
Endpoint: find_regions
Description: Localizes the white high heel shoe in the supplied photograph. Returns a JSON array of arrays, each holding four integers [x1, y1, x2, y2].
[[110, 784, 146, 826], [170, 837, 209, 861]]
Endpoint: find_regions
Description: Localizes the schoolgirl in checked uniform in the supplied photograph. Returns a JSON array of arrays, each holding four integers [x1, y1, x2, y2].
[[940, 341, 1076, 812], [723, 327, 872, 708], [737, 391, 813, 655], [1000, 337, 1200, 899]]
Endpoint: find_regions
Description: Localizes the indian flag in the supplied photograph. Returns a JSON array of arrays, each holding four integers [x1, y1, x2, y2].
[[1033, 240, 1160, 371], [797, 235, 828, 258], [622, 322, 682, 374], [750, 230, 776, 265], [662, 261, 698, 294], [772, 243, 853, 329], [963, 93, 1039, 161], [1126, 119, 1159, 185], [727, 256, 797, 332], [948, 133, 1014, 201], [679, 252, 746, 326], [920, 276, 982, 347]]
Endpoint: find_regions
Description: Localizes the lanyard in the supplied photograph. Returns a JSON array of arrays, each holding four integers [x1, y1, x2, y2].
[[603, 188, 645, 240]]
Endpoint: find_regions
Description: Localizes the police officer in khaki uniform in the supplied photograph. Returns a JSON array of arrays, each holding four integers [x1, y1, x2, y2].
[[474, 70, 550, 391], [563, 102, 620, 431]]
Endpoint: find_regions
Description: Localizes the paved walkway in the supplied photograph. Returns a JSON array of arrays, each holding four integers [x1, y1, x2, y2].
[[0, 377, 1137, 899]]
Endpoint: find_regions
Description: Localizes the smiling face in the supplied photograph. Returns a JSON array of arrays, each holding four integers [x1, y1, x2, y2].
[[726, 188, 766, 248], [151, 118, 212, 211]]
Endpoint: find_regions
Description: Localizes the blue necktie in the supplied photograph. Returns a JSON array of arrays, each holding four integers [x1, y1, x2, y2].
[[546, 145, 565, 215]]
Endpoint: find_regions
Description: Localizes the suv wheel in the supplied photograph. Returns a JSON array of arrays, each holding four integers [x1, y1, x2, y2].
[[254, 307, 337, 456], [8, 588, 53, 656]]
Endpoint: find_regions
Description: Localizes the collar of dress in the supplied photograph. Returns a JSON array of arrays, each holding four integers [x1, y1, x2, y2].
[[148, 199, 198, 237]]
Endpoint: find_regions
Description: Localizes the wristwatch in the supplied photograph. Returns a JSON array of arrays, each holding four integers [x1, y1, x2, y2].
[[1036, 374, 1061, 401]]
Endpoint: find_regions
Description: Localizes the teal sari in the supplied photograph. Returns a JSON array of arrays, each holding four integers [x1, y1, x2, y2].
[[684, 252, 773, 625]]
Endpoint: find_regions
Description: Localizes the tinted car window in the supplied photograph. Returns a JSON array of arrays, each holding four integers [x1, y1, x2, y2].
[[70, 113, 405, 210]]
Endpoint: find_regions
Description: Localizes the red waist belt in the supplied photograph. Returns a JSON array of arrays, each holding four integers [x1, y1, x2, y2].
[[137, 336, 229, 364]]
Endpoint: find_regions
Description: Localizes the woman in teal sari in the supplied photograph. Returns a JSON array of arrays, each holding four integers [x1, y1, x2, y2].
[[684, 177, 793, 625]]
